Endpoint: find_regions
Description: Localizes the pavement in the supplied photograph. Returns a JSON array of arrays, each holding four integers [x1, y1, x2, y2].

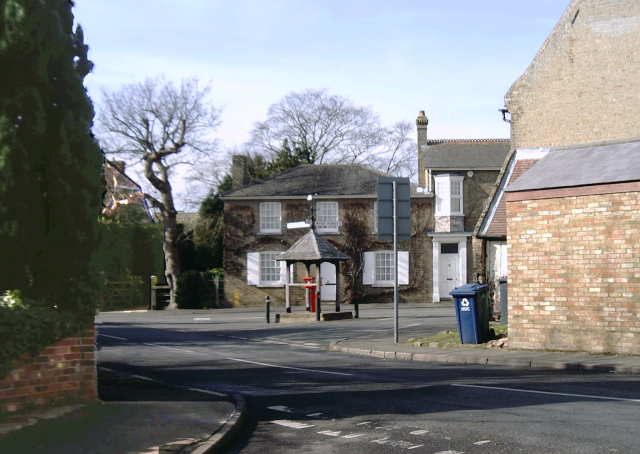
[[3, 331, 640, 453]]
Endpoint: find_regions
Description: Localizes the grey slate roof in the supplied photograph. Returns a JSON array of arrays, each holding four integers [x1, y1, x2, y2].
[[221, 164, 424, 198], [422, 139, 510, 170], [506, 140, 640, 192], [276, 230, 351, 262]]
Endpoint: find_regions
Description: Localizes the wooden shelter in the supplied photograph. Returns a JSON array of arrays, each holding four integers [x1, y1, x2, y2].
[[276, 230, 350, 319]]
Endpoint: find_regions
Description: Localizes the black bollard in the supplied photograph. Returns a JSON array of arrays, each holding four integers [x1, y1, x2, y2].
[[354, 298, 359, 319], [316, 292, 321, 322], [265, 295, 270, 323]]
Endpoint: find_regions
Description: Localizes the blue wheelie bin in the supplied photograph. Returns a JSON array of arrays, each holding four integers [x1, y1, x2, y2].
[[450, 283, 490, 344]]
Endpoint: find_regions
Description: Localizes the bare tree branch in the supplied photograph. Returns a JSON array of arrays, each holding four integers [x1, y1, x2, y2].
[[94, 75, 221, 308]]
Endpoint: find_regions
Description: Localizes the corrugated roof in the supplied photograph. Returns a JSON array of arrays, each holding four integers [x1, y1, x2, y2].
[[276, 230, 351, 262], [422, 139, 510, 170], [222, 164, 425, 198], [506, 141, 640, 193]]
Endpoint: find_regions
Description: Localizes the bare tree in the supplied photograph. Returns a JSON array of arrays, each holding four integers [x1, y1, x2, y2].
[[249, 89, 384, 164], [248, 89, 417, 181], [360, 120, 418, 181], [96, 76, 221, 308]]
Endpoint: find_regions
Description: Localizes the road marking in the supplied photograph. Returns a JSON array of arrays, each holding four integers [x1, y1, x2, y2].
[[306, 412, 323, 417], [356, 421, 371, 425], [408, 445, 425, 450], [372, 437, 389, 444], [143, 343, 196, 354], [304, 343, 321, 346], [403, 323, 422, 328], [474, 440, 492, 445], [318, 430, 341, 436], [98, 367, 114, 372], [434, 451, 464, 454], [268, 406, 295, 413], [224, 357, 353, 376], [410, 430, 429, 435], [99, 334, 128, 341], [342, 433, 366, 439], [453, 383, 640, 403], [271, 420, 315, 429], [187, 388, 226, 397], [131, 374, 158, 382], [193, 318, 211, 321]]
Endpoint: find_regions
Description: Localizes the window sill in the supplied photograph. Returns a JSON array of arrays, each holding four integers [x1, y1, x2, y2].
[[258, 232, 283, 236], [316, 231, 340, 235], [256, 284, 284, 288]]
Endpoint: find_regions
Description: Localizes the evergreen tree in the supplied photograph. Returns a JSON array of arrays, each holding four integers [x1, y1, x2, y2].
[[0, 0, 103, 319]]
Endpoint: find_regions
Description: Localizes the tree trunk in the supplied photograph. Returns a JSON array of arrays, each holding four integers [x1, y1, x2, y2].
[[163, 211, 180, 309]]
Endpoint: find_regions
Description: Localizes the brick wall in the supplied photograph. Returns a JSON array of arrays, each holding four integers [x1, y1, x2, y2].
[[506, 0, 640, 149], [506, 190, 640, 354], [0, 327, 98, 414]]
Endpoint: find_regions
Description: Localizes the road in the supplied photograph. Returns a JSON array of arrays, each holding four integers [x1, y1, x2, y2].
[[96, 305, 640, 453]]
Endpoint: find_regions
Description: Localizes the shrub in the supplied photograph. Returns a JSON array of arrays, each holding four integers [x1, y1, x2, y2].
[[176, 270, 206, 309]]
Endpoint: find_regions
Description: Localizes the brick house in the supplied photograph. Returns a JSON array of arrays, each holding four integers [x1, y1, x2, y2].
[[416, 112, 510, 301], [221, 159, 433, 307], [500, 0, 640, 354]]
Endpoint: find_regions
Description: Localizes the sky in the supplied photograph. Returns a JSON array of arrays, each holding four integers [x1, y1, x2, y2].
[[73, 0, 571, 205]]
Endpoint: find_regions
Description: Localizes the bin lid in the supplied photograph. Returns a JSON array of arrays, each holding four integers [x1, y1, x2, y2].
[[449, 283, 488, 297], [497, 277, 508, 284]]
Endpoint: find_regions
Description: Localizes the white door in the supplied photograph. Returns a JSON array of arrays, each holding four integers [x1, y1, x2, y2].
[[320, 262, 336, 301], [439, 254, 459, 298], [488, 241, 508, 301]]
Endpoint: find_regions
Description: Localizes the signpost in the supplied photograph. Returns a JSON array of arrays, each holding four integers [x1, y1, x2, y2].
[[377, 177, 411, 343]]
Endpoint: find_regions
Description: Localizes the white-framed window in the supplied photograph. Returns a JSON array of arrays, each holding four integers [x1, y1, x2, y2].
[[316, 201, 339, 233], [362, 251, 409, 286], [246, 252, 286, 286], [373, 201, 378, 233], [259, 202, 281, 234], [434, 174, 464, 216]]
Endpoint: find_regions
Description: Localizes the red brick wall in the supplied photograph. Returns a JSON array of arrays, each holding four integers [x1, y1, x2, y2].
[[506, 191, 640, 354], [0, 327, 98, 414]]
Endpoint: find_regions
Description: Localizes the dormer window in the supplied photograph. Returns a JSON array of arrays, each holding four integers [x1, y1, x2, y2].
[[434, 174, 464, 216]]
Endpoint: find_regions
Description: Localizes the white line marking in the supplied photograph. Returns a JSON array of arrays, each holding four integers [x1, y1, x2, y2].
[[434, 451, 464, 454], [318, 430, 341, 436], [224, 357, 353, 376], [342, 433, 366, 439], [408, 445, 425, 450], [194, 318, 211, 321], [131, 374, 158, 382], [187, 388, 225, 397], [403, 323, 422, 328], [453, 383, 640, 403], [99, 334, 128, 341], [271, 420, 315, 429], [268, 406, 296, 413], [304, 343, 321, 346], [143, 343, 196, 354], [306, 412, 323, 417], [474, 440, 492, 445], [356, 421, 371, 425], [410, 430, 429, 435], [98, 367, 114, 372], [372, 437, 389, 444]]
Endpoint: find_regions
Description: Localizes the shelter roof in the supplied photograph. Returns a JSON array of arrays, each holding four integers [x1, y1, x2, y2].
[[276, 230, 350, 262]]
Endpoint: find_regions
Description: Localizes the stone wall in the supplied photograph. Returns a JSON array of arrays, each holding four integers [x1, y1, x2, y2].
[[506, 189, 640, 354], [506, 0, 640, 149], [0, 328, 98, 414]]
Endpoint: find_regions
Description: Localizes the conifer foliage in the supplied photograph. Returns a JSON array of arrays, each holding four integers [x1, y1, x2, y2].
[[0, 0, 103, 320]]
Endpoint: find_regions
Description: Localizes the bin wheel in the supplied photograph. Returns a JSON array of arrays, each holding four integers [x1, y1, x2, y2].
[[489, 328, 496, 340]]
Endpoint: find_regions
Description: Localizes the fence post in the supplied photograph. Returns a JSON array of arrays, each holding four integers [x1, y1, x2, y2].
[[265, 295, 270, 323], [150, 275, 157, 310]]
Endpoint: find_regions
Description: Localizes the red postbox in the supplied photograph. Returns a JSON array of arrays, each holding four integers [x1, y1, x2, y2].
[[303, 276, 317, 312]]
